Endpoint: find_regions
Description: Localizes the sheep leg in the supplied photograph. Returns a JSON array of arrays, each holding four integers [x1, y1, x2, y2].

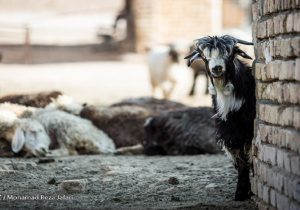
[[234, 153, 251, 201], [163, 78, 176, 99], [149, 77, 156, 97], [205, 74, 209, 94], [189, 73, 198, 96]]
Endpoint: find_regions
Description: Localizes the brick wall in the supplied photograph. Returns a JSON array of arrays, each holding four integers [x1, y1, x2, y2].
[[223, 0, 247, 28], [131, 0, 222, 52], [251, 1, 300, 210]]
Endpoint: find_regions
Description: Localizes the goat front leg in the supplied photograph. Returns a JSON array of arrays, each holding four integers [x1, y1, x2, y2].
[[234, 153, 251, 201]]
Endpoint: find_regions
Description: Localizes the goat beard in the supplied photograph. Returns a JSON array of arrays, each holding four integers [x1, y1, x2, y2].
[[211, 74, 226, 90]]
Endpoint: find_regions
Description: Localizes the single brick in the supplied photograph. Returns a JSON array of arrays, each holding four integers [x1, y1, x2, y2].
[[252, 2, 259, 21], [278, 106, 294, 127], [280, 39, 293, 57], [293, 179, 300, 202], [277, 149, 285, 169], [263, 185, 270, 203], [257, 179, 263, 199], [291, 156, 300, 176], [266, 60, 280, 80], [275, 172, 284, 193], [279, 60, 295, 80], [267, 18, 274, 36], [255, 63, 265, 80], [286, 13, 294, 32], [276, 192, 290, 210], [296, 59, 300, 81], [283, 175, 294, 198], [263, 144, 277, 166], [290, 201, 300, 210], [257, 21, 267, 38], [286, 129, 300, 153], [294, 12, 300, 32], [274, 14, 286, 35], [270, 188, 277, 207], [292, 37, 300, 56]]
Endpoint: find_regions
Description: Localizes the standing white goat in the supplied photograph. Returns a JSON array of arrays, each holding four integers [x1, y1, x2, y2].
[[147, 45, 179, 99]]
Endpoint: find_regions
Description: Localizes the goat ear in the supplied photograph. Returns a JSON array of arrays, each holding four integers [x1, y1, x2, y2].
[[234, 48, 252, 60], [184, 51, 201, 67], [11, 128, 26, 153]]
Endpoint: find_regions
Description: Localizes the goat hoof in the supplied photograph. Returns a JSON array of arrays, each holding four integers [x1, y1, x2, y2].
[[189, 91, 195, 96], [234, 190, 250, 201]]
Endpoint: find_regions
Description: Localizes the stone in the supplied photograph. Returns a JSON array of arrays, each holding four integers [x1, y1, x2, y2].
[[168, 177, 179, 185], [60, 179, 87, 194]]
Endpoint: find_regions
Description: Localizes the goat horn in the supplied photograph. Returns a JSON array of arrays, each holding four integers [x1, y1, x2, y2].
[[224, 35, 253, 45], [235, 39, 253, 45]]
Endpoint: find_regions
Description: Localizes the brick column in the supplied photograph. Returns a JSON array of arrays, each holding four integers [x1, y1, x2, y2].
[[251, 1, 300, 210]]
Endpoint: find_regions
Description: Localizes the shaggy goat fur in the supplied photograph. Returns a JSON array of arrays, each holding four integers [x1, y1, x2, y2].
[[185, 35, 255, 201], [144, 107, 219, 155], [81, 105, 150, 148], [81, 97, 187, 149]]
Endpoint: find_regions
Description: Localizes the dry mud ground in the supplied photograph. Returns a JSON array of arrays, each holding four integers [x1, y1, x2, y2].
[[0, 155, 257, 210]]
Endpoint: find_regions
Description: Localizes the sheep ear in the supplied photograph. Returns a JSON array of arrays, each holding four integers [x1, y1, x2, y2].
[[234, 48, 252, 60], [11, 128, 26, 153]]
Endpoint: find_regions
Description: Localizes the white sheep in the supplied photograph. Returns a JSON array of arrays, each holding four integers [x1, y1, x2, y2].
[[30, 109, 116, 156], [45, 94, 84, 115], [147, 45, 179, 99], [0, 103, 116, 157], [0, 107, 51, 157]]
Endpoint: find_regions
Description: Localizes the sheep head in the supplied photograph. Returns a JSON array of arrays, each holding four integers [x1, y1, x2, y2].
[[11, 118, 51, 157]]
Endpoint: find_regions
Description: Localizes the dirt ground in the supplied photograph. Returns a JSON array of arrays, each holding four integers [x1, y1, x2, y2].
[[0, 154, 257, 210], [0, 60, 257, 209]]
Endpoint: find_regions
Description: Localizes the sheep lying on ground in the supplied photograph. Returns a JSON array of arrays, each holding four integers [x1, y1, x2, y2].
[[81, 105, 150, 148], [147, 45, 179, 99], [0, 91, 62, 108], [81, 97, 188, 148], [45, 94, 84, 115], [0, 107, 51, 157], [144, 107, 219, 155], [83, 97, 219, 156], [0, 103, 116, 157]]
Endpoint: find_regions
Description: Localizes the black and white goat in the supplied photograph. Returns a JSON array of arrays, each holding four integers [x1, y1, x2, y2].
[[185, 35, 256, 201]]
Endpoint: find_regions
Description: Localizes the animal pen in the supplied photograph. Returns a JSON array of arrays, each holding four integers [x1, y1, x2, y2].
[[0, 0, 299, 210]]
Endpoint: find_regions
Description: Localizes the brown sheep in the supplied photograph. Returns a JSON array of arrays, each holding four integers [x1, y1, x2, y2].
[[81, 97, 188, 148], [0, 91, 62, 108]]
